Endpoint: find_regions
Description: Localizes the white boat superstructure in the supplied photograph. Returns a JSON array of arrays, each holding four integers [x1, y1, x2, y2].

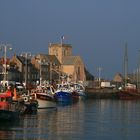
[[55, 83, 72, 93], [70, 83, 86, 97]]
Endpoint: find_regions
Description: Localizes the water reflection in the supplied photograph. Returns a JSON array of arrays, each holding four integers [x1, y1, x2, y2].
[[0, 119, 20, 140], [0, 100, 140, 140]]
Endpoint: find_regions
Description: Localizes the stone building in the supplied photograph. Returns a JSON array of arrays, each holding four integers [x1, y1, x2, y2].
[[49, 43, 72, 63], [11, 54, 38, 87], [31, 54, 61, 83], [0, 57, 21, 84], [113, 73, 123, 83], [49, 43, 86, 82], [8, 42, 93, 86], [62, 56, 86, 82]]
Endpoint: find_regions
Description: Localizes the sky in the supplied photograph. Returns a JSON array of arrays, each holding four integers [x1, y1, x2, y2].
[[0, 0, 140, 80]]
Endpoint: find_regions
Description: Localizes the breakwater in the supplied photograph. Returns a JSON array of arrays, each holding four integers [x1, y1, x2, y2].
[[85, 88, 119, 99]]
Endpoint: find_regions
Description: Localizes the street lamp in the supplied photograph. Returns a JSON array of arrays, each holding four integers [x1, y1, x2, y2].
[[0, 44, 12, 84], [21, 52, 31, 89]]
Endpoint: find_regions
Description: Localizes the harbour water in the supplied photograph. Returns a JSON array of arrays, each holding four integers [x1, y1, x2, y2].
[[0, 99, 140, 140]]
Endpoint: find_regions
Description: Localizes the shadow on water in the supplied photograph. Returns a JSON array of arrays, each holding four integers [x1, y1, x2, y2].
[[56, 99, 80, 107], [0, 119, 21, 140], [0, 119, 20, 130], [57, 101, 73, 107]]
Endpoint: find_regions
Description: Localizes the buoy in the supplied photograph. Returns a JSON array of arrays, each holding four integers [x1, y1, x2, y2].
[[24, 97, 28, 102]]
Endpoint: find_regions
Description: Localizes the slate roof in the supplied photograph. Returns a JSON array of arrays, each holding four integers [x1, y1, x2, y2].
[[35, 54, 61, 64], [62, 56, 80, 65], [16, 55, 32, 66], [17, 56, 25, 63]]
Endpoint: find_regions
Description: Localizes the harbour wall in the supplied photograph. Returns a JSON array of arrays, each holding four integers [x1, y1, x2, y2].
[[85, 88, 119, 99]]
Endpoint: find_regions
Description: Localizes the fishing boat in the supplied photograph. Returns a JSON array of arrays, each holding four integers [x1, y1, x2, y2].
[[70, 83, 86, 98], [31, 85, 56, 109], [54, 83, 72, 102], [12, 87, 38, 114], [117, 88, 140, 100], [0, 86, 24, 121], [117, 83, 140, 100]]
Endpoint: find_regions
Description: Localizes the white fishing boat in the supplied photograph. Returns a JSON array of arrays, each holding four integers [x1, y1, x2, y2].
[[70, 83, 86, 97], [31, 85, 56, 109]]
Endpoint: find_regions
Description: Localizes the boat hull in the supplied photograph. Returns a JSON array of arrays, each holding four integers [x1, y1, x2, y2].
[[24, 101, 38, 114], [36, 93, 56, 109], [37, 99, 56, 109], [31, 85, 56, 109], [54, 91, 72, 102], [117, 90, 140, 100], [71, 92, 80, 102]]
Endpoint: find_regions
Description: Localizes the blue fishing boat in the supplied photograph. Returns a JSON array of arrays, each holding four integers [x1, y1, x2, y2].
[[54, 83, 72, 102]]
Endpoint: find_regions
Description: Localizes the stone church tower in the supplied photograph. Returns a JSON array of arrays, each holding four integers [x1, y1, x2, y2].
[[48, 43, 86, 82], [48, 43, 72, 63]]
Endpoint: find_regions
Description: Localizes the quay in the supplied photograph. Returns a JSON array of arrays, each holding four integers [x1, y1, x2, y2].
[[85, 88, 119, 99]]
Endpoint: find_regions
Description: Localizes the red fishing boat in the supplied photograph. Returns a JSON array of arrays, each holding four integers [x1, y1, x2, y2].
[[117, 88, 140, 100], [117, 44, 140, 100], [0, 87, 24, 121]]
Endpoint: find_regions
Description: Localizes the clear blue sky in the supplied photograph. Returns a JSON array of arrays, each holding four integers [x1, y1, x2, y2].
[[0, 0, 140, 79]]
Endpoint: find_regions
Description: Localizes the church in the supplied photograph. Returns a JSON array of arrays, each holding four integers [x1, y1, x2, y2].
[[48, 43, 86, 82]]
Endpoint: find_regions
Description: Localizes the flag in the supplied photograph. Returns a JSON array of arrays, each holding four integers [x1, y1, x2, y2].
[[61, 35, 65, 40], [60, 35, 65, 45]]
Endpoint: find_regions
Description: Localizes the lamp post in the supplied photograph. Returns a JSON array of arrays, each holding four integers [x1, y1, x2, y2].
[[0, 44, 12, 84], [36, 59, 47, 86], [37, 60, 43, 86], [21, 52, 31, 89], [36, 58, 58, 85], [39, 61, 42, 86]]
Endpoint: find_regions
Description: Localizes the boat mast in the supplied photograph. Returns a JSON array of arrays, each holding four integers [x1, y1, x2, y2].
[[137, 50, 140, 89], [124, 42, 128, 88]]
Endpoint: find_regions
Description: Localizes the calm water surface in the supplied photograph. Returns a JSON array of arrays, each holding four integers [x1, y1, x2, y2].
[[0, 99, 140, 140]]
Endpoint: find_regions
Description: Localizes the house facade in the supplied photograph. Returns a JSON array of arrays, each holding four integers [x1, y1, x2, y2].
[[31, 54, 61, 83], [11, 55, 38, 87]]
